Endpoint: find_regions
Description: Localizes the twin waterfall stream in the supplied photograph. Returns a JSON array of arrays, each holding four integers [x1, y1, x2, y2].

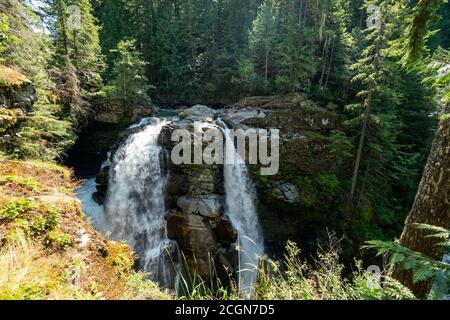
[[76, 117, 265, 296]]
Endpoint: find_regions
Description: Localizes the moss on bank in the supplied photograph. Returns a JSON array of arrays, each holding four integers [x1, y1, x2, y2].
[[0, 158, 171, 300]]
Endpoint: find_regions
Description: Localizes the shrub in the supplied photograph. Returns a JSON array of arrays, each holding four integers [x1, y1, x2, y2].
[[295, 174, 340, 207], [123, 271, 172, 300], [365, 223, 450, 299], [107, 242, 135, 276], [29, 207, 60, 237], [0, 198, 34, 220], [0, 175, 42, 191], [46, 230, 71, 250]]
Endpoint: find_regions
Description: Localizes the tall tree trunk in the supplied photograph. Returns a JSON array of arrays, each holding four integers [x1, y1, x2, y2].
[[324, 38, 335, 87], [265, 44, 269, 81], [350, 90, 372, 198], [319, 37, 329, 89], [390, 103, 450, 299]]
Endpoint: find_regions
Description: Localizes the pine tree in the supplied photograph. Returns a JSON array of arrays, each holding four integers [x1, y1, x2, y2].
[[107, 39, 151, 108], [350, 0, 389, 199], [45, 0, 104, 95], [344, 0, 437, 245], [248, 0, 278, 92], [100, 0, 133, 76]]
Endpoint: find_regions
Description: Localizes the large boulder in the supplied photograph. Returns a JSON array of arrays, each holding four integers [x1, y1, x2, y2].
[[177, 195, 223, 218], [212, 216, 238, 245], [271, 182, 299, 204], [221, 109, 266, 129], [179, 105, 216, 122], [220, 94, 338, 133]]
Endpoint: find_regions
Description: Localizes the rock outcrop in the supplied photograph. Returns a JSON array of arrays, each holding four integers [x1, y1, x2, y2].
[[158, 111, 238, 282], [0, 66, 36, 152], [94, 99, 157, 124], [219, 94, 350, 256]]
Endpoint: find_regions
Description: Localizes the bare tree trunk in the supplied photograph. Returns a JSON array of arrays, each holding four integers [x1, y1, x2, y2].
[[390, 103, 450, 299], [265, 44, 269, 81], [319, 37, 329, 89], [351, 91, 373, 198], [324, 38, 335, 87]]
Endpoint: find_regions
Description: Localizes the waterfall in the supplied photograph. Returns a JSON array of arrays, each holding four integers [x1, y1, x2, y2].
[[104, 118, 176, 288], [76, 115, 265, 293], [221, 124, 265, 294]]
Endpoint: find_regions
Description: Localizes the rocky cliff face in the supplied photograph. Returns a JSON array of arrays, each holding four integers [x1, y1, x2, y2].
[[66, 100, 158, 178], [219, 94, 350, 257], [159, 116, 238, 283], [0, 66, 36, 152]]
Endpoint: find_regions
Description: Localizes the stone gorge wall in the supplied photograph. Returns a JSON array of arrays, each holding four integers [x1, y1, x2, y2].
[[159, 113, 239, 283], [219, 94, 351, 258]]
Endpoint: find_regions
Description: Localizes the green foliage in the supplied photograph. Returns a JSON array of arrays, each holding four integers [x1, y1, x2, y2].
[[176, 251, 238, 301], [295, 174, 340, 207], [123, 271, 171, 300], [346, 0, 437, 244], [399, 0, 447, 65], [0, 13, 18, 60], [46, 229, 71, 250], [29, 207, 60, 237], [328, 130, 354, 165], [0, 198, 34, 220], [254, 238, 415, 300], [44, 0, 105, 84], [365, 224, 450, 296], [13, 94, 76, 161], [0, 175, 42, 191], [107, 40, 152, 108], [1, 0, 77, 161], [427, 47, 450, 103]]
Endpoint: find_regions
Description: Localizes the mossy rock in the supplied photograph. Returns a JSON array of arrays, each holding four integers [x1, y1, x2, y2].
[[0, 107, 26, 134]]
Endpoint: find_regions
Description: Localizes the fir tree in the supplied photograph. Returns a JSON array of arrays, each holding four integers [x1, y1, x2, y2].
[[107, 39, 151, 108]]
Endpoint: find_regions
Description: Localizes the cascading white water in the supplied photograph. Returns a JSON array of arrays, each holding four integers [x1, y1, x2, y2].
[[76, 115, 265, 293], [221, 124, 265, 294], [104, 118, 176, 288]]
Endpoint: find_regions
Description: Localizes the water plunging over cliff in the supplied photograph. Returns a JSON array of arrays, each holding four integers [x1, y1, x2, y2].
[[77, 112, 266, 293], [104, 118, 176, 288], [221, 123, 265, 293]]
